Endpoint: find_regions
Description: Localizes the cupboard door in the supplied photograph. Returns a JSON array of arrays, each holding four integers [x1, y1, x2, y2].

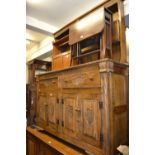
[[62, 92, 102, 147], [62, 94, 77, 138], [52, 52, 71, 70], [79, 93, 102, 147], [62, 52, 71, 69], [52, 55, 63, 70], [47, 93, 59, 132], [37, 95, 48, 127]]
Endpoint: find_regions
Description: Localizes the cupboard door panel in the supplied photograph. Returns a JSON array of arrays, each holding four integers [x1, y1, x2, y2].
[[48, 96, 56, 124], [38, 95, 47, 122], [62, 92, 102, 147], [63, 94, 77, 138], [62, 52, 71, 69], [62, 93, 83, 140], [53, 52, 71, 70], [47, 93, 59, 132], [83, 100, 97, 138], [53, 55, 63, 70], [80, 93, 102, 147]]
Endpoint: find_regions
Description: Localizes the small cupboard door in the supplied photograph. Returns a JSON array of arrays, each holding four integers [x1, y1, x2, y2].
[[37, 94, 48, 128], [52, 55, 63, 70], [62, 93, 77, 138], [62, 52, 71, 69], [46, 93, 59, 133], [53, 52, 71, 70], [79, 93, 102, 147]]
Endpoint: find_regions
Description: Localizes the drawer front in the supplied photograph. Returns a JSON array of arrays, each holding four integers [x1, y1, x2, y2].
[[61, 71, 100, 88], [38, 78, 58, 92]]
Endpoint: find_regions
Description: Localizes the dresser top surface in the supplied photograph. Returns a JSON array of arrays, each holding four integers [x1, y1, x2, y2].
[[36, 59, 128, 77]]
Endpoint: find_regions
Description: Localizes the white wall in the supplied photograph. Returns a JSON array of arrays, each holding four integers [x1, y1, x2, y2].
[[26, 36, 54, 62], [124, 0, 129, 15], [26, 36, 53, 83]]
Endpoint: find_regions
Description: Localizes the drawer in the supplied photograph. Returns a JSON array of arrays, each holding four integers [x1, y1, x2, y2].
[[38, 77, 58, 92], [61, 71, 100, 88]]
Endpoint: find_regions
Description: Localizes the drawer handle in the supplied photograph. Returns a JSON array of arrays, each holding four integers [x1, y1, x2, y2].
[[52, 81, 56, 84]]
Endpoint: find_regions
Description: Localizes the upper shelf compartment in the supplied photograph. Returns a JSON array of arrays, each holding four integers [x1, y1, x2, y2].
[[53, 35, 69, 46], [53, 28, 69, 46], [69, 7, 104, 45]]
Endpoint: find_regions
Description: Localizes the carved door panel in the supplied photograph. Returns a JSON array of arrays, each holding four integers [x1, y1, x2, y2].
[[37, 94, 48, 127], [79, 93, 102, 147], [47, 93, 59, 132], [62, 93, 77, 138]]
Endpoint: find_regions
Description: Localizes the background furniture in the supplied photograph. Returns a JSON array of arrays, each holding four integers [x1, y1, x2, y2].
[[27, 127, 86, 155], [27, 59, 51, 125]]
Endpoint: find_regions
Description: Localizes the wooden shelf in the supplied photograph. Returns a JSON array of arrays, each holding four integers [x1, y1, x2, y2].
[[59, 41, 69, 47], [54, 35, 69, 46], [81, 44, 98, 53], [35, 68, 49, 71]]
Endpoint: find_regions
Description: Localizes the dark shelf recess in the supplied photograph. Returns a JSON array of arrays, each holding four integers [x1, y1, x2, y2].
[[54, 35, 69, 46], [73, 49, 100, 59], [59, 41, 69, 47], [112, 40, 120, 45]]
